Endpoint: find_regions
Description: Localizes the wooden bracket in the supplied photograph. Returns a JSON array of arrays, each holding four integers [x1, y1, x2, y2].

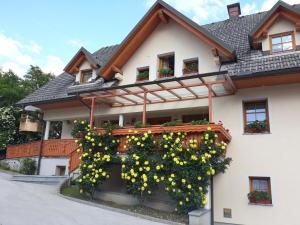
[[211, 48, 219, 57], [112, 65, 123, 75], [158, 10, 168, 24]]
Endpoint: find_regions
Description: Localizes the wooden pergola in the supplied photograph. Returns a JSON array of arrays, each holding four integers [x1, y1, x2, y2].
[[82, 71, 236, 128]]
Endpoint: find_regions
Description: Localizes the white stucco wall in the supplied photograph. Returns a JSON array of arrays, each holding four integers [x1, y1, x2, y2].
[[61, 120, 74, 139], [120, 20, 219, 85], [261, 18, 300, 51], [39, 157, 69, 176], [213, 83, 300, 225]]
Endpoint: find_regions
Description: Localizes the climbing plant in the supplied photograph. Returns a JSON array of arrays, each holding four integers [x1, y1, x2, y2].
[[121, 130, 159, 201], [73, 120, 119, 197], [159, 128, 231, 214]]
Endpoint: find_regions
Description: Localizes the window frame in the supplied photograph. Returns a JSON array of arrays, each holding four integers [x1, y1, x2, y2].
[[136, 66, 150, 82], [269, 31, 296, 54], [243, 99, 270, 134], [80, 69, 93, 84], [249, 176, 272, 205], [158, 53, 175, 79], [183, 58, 199, 75]]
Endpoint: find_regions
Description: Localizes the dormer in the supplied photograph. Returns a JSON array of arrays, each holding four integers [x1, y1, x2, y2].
[[64, 47, 99, 84], [250, 1, 300, 53]]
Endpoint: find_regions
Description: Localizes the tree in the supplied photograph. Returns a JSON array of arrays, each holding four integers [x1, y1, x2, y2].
[[0, 70, 28, 107], [23, 65, 55, 93]]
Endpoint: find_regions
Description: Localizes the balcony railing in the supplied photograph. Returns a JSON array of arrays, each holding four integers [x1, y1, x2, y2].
[[69, 123, 231, 174], [6, 139, 77, 159]]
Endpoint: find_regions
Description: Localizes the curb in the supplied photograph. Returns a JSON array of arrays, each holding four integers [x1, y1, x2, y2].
[[57, 180, 185, 225]]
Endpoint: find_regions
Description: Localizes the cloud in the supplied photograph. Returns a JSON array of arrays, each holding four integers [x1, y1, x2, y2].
[[145, 0, 236, 24], [0, 62, 25, 75], [42, 55, 64, 75], [67, 39, 85, 47], [242, 3, 258, 15], [27, 41, 42, 54]]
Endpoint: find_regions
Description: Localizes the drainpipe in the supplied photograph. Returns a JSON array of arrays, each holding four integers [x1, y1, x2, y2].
[[210, 176, 214, 225], [36, 116, 45, 175]]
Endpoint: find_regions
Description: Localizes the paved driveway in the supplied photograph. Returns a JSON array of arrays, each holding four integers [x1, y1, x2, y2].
[[0, 172, 166, 225]]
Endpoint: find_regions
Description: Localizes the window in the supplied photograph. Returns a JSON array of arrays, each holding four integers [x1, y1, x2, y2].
[[55, 166, 66, 176], [136, 67, 149, 81], [270, 32, 295, 53], [248, 177, 272, 204], [158, 53, 174, 78], [80, 69, 93, 83], [243, 100, 269, 133], [183, 58, 198, 75]]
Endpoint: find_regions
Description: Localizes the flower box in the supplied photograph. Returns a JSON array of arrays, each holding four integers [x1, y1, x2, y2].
[[19, 115, 41, 132], [248, 191, 272, 204]]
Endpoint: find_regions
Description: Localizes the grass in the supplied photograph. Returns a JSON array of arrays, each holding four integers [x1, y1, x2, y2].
[[61, 185, 188, 224]]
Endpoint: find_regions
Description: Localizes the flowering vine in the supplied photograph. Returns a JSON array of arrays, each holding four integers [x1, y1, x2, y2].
[[73, 120, 119, 197], [121, 130, 159, 200]]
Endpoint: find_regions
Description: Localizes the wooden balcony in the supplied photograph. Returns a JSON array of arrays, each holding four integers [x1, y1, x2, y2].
[[69, 123, 231, 174], [6, 139, 77, 159]]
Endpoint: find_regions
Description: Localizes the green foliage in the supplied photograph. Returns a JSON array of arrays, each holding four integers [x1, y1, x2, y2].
[[0, 160, 10, 170], [74, 120, 120, 197], [159, 68, 174, 77], [121, 130, 159, 200], [190, 119, 209, 125], [19, 158, 37, 175], [248, 191, 271, 202], [22, 65, 55, 93], [102, 121, 120, 131], [134, 121, 144, 128], [183, 63, 198, 74], [161, 120, 182, 127], [245, 120, 267, 132], [137, 71, 149, 80], [49, 121, 62, 139], [159, 129, 231, 214]]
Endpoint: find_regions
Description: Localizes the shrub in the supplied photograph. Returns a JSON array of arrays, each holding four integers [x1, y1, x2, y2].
[[19, 158, 36, 175], [161, 120, 182, 127], [190, 119, 209, 125], [0, 160, 10, 170], [248, 191, 271, 202]]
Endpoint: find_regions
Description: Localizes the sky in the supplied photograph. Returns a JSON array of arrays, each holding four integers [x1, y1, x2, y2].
[[0, 0, 299, 77]]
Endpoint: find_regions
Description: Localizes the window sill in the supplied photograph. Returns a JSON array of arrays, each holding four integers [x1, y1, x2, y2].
[[243, 132, 271, 135], [248, 202, 273, 206], [135, 79, 149, 83]]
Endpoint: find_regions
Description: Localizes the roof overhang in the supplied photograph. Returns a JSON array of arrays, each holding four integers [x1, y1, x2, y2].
[[64, 47, 99, 74], [250, 1, 300, 45], [100, 0, 236, 80]]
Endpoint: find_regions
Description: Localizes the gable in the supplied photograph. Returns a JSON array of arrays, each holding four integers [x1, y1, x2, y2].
[[250, 1, 300, 44], [120, 20, 221, 85], [100, 0, 235, 80]]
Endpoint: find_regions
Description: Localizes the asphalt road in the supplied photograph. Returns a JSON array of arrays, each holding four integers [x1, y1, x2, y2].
[[0, 172, 165, 225]]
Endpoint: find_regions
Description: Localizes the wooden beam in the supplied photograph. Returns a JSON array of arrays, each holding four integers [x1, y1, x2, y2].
[[177, 80, 198, 98], [211, 48, 219, 57], [142, 91, 147, 126], [112, 65, 123, 74], [296, 22, 300, 32], [224, 74, 237, 94], [158, 10, 168, 24], [199, 77, 217, 96], [138, 86, 166, 102], [157, 83, 182, 99], [89, 97, 96, 129], [122, 88, 151, 103], [208, 84, 213, 123]]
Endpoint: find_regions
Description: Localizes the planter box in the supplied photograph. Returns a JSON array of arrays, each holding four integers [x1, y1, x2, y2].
[[19, 117, 41, 132]]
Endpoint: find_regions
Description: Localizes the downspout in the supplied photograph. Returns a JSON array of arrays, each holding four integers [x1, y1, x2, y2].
[[210, 176, 214, 225], [36, 118, 45, 175]]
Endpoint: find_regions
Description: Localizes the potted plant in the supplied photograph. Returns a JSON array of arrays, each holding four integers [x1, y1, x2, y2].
[[183, 62, 198, 75], [136, 70, 149, 81], [248, 191, 271, 204], [245, 120, 268, 133], [159, 68, 174, 78]]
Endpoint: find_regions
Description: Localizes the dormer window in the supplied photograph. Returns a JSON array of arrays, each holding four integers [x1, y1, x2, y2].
[[80, 69, 93, 83], [270, 32, 295, 53]]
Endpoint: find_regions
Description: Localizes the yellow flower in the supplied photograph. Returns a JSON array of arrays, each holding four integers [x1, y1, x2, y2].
[[135, 161, 139, 165], [179, 201, 183, 205], [122, 164, 126, 168], [197, 176, 202, 181], [81, 121, 85, 124], [144, 161, 149, 165], [156, 165, 160, 170], [146, 167, 150, 171], [102, 172, 106, 177], [141, 187, 145, 191], [75, 140, 78, 143], [207, 127, 211, 131], [80, 189, 83, 193], [148, 190, 152, 194], [187, 184, 192, 189], [143, 183, 147, 187], [186, 197, 189, 202], [181, 179, 186, 183], [131, 178, 136, 183]]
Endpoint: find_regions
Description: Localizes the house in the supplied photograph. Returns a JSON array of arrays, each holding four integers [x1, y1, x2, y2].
[[5, 0, 300, 224]]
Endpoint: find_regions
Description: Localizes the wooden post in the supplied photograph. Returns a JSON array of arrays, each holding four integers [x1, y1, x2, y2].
[[208, 84, 213, 123], [90, 97, 95, 129], [142, 91, 147, 126]]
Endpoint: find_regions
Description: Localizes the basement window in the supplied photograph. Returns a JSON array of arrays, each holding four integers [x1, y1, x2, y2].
[[158, 53, 174, 78]]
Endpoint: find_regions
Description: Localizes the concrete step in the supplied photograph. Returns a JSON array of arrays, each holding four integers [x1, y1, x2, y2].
[[11, 175, 68, 184]]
